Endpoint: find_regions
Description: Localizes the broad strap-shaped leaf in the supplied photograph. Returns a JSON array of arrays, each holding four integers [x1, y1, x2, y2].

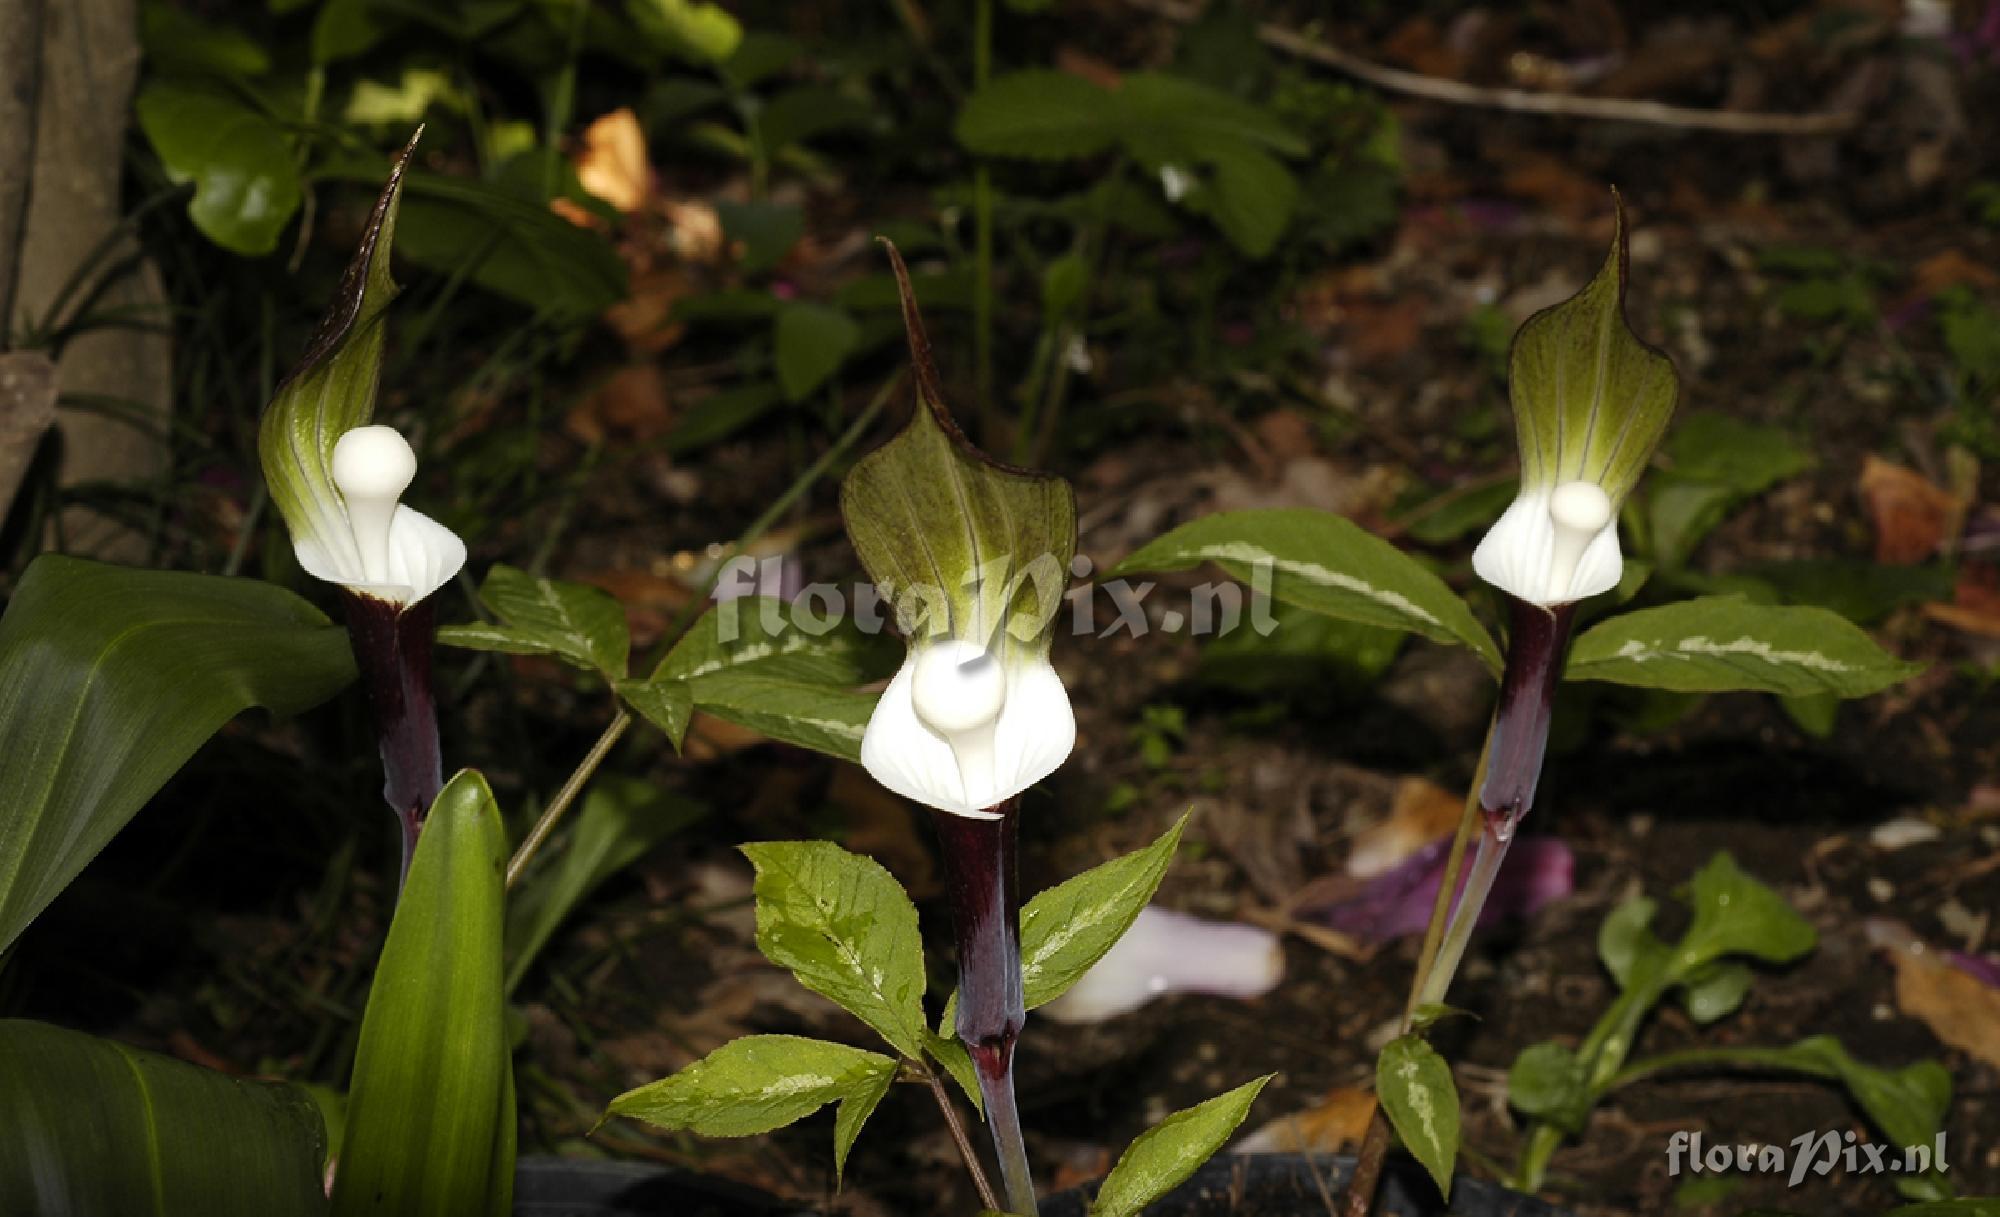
[[1019, 813, 1184, 1009], [388, 171, 627, 324], [439, 564, 631, 679], [739, 841, 928, 1060], [0, 1020, 328, 1216], [839, 242, 1076, 656], [1508, 191, 1677, 505], [1086, 1076, 1270, 1217], [333, 770, 513, 1217], [1112, 509, 1500, 671], [1564, 596, 1921, 697], [135, 83, 303, 256], [503, 778, 706, 993], [257, 133, 415, 569], [0, 557, 354, 956], [1377, 1034, 1460, 1199], [954, 70, 1124, 160]]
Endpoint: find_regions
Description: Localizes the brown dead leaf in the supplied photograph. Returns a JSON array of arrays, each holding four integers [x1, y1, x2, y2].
[[578, 568, 697, 650], [1252, 408, 1318, 462], [573, 108, 651, 215], [1859, 455, 1961, 564], [603, 265, 694, 355], [1348, 777, 1464, 878], [565, 363, 676, 445], [1053, 47, 1123, 91], [1502, 155, 1606, 222], [1342, 297, 1424, 365], [1923, 560, 2000, 638], [1910, 249, 2000, 299], [1888, 948, 2000, 1070], [1236, 1087, 1379, 1154]]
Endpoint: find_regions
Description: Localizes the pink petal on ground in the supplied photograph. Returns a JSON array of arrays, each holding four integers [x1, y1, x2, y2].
[[1309, 836, 1573, 944]]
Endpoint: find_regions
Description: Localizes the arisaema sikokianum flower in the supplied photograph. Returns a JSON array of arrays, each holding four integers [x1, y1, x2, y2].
[[258, 133, 462, 884], [1421, 193, 1679, 1009], [840, 241, 1076, 1217]]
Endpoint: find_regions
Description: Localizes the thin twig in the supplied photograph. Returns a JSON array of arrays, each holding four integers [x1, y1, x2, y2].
[[1125, 0, 1861, 136], [505, 709, 633, 890], [924, 1063, 1003, 1212]]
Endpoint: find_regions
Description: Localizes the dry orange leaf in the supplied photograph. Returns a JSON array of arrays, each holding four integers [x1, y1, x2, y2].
[[1910, 249, 2000, 299], [573, 107, 650, 215], [564, 362, 675, 445], [1348, 777, 1464, 879], [1858, 455, 1961, 565], [1888, 949, 2000, 1071], [1923, 560, 2000, 638], [1236, 1087, 1379, 1154]]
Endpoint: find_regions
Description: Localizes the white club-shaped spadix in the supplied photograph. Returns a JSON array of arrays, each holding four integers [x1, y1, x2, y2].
[[861, 638, 1074, 818], [1472, 478, 1623, 608], [293, 425, 466, 607]]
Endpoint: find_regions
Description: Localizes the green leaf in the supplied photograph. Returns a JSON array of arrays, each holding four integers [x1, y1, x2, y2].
[[439, 564, 630, 678], [0, 1020, 327, 1214], [774, 302, 862, 401], [1186, 142, 1297, 258], [955, 70, 1122, 160], [504, 778, 705, 993], [715, 201, 804, 274], [1740, 559, 1953, 627], [1377, 1035, 1460, 1199], [1643, 412, 1814, 569], [1677, 852, 1816, 971], [1565, 597, 1922, 697], [258, 138, 412, 558], [1678, 961, 1754, 1025], [1112, 509, 1500, 672], [608, 1034, 894, 1140], [667, 383, 786, 453], [832, 1055, 898, 1182], [624, 600, 891, 757], [392, 172, 627, 323], [1506, 1040, 1588, 1134], [740, 842, 928, 1060], [1597, 895, 1671, 991], [311, 0, 392, 62], [674, 672, 876, 762], [617, 678, 695, 751], [1087, 1076, 1271, 1217], [627, 0, 743, 64], [1196, 596, 1403, 695], [1118, 72, 1308, 159], [840, 245, 1076, 654], [1019, 813, 1185, 1009], [0, 557, 354, 957], [1507, 193, 1678, 506], [135, 84, 302, 256], [923, 1030, 982, 1114], [756, 87, 877, 156], [333, 770, 514, 1217], [1885, 1201, 2000, 1217], [139, 1, 271, 77]]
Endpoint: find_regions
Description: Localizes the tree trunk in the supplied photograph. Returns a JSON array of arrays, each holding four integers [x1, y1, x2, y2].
[[4, 0, 171, 562]]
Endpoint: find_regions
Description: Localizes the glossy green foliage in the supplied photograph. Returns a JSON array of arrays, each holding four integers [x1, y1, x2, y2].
[[0, 557, 354, 956], [332, 771, 513, 1217], [0, 1020, 328, 1216]]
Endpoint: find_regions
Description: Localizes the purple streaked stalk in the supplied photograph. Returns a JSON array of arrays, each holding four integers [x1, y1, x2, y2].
[[933, 798, 1036, 1216], [342, 592, 444, 889], [1417, 596, 1576, 1009]]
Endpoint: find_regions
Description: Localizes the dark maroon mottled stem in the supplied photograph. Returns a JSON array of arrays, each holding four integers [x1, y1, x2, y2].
[[933, 799, 1036, 1215], [1477, 597, 1577, 836], [342, 592, 443, 888]]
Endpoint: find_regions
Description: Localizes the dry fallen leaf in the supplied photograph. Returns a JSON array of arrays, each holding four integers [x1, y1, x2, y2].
[[1235, 1086, 1379, 1154], [564, 362, 675, 445], [1887, 948, 2000, 1071], [1923, 560, 2000, 638], [1347, 777, 1465, 878], [1859, 455, 1961, 565], [572, 107, 651, 215], [1910, 249, 2000, 299], [829, 766, 937, 899]]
